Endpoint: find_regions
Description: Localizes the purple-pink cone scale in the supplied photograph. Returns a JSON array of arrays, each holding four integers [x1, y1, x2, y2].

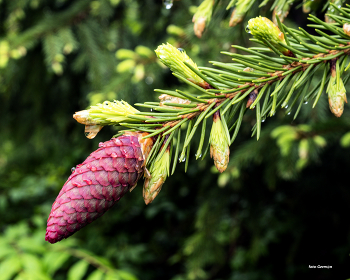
[[46, 136, 144, 243]]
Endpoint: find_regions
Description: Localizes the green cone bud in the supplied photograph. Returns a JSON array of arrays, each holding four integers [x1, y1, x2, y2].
[[209, 111, 230, 173], [155, 43, 206, 86], [327, 59, 347, 117], [247, 16, 288, 54], [192, 0, 214, 38], [143, 146, 170, 204]]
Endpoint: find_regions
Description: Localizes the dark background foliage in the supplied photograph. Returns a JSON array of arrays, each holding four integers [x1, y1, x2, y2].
[[1, 0, 350, 279]]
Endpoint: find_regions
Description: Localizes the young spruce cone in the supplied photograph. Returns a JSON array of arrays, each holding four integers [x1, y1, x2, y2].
[[45, 132, 152, 243]]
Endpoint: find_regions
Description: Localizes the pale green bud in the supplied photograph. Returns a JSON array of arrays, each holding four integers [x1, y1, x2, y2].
[[271, 125, 298, 156], [313, 135, 326, 148], [209, 112, 230, 173], [135, 45, 154, 58], [166, 25, 185, 37], [0, 41, 10, 68], [298, 138, 309, 160], [272, 0, 291, 24], [132, 64, 145, 82], [52, 62, 63, 75], [63, 43, 74, 54], [54, 53, 65, 63], [143, 147, 170, 205], [192, 0, 214, 38], [340, 132, 350, 147], [303, 0, 321, 14], [327, 75, 347, 117], [116, 59, 136, 73], [229, 0, 254, 27], [247, 16, 288, 54], [155, 42, 205, 86], [115, 49, 136, 59]]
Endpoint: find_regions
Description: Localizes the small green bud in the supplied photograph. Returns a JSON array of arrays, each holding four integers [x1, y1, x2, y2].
[[313, 135, 327, 148], [166, 25, 185, 37], [209, 112, 230, 173], [54, 53, 65, 63], [155, 42, 205, 86], [229, 0, 254, 27], [271, 125, 298, 156], [143, 146, 170, 204], [340, 132, 350, 148], [247, 16, 288, 54], [135, 45, 154, 58], [0, 41, 10, 68], [327, 75, 347, 117], [115, 49, 136, 60], [132, 63, 145, 82], [63, 43, 74, 54], [52, 62, 63, 75], [302, 0, 312, 13], [192, 0, 214, 38], [327, 59, 347, 117], [298, 138, 309, 160], [302, 0, 321, 14], [272, 0, 291, 24], [116, 59, 136, 73]]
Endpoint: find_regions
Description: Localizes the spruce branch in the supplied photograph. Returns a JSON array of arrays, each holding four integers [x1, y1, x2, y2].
[[73, 6, 350, 203]]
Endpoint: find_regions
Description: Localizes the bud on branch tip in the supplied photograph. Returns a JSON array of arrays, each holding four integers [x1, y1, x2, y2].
[[143, 145, 170, 204], [73, 100, 139, 138], [247, 16, 288, 54], [210, 111, 230, 173], [155, 43, 205, 86], [192, 0, 215, 38]]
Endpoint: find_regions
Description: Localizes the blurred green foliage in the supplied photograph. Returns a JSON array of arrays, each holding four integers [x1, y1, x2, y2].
[[1, 0, 350, 279]]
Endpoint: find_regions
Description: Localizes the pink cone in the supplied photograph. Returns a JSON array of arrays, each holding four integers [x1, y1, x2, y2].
[[45, 135, 144, 243]]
